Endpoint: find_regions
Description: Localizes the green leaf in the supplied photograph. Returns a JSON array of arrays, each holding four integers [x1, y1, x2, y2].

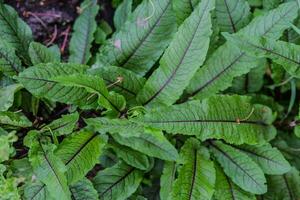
[[213, 163, 255, 200], [70, 178, 99, 200], [112, 129, 178, 161], [234, 143, 291, 175], [88, 66, 146, 101], [55, 131, 107, 184], [53, 74, 126, 116], [0, 3, 32, 63], [16, 63, 98, 109], [23, 182, 52, 200], [186, 2, 299, 100], [69, 0, 99, 64], [27, 138, 71, 200], [225, 34, 300, 78], [28, 42, 60, 65], [93, 162, 143, 200], [263, 167, 300, 200], [0, 111, 32, 128], [0, 129, 17, 162], [113, 0, 132, 30], [215, 0, 251, 33], [172, 0, 201, 24], [140, 95, 276, 145], [171, 138, 215, 200], [109, 140, 151, 170], [160, 161, 176, 200], [136, 0, 214, 107], [0, 40, 22, 76], [96, 0, 176, 75], [0, 84, 23, 111], [40, 112, 79, 136], [210, 141, 267, 194]]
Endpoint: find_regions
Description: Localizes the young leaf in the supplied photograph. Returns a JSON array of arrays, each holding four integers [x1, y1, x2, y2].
[[0, 111, 32, 128], [210, 141, 267, 194], [93, 162, 143, 200], [186, 2, 299, 100], [0, 3, 33, 63], [234, 143, 291, 175], [112, 129, 178, 161], [171, 138, 215, 200], [40, 112, 79, 136], [0, 40, 22, 76], [213, 163, 255, 200], [55, 131, 107, 184], [113, 0, 132, 30], [16, 63, 98, 109], [28, 42, 60, 65], [225, 34, 300, 78], [137, 0, 214, 107], [172, 0, 201, 24], [160, 161, 176, 200], [140, 95, 276, 145], [70, 178, 99, 200], [96, 0, 176, 75], [69, 0, 99, 64], [215, 0, 251, 33], [0, 84, 23, 111]]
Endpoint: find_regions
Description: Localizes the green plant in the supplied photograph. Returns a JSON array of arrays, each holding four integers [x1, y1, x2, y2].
[[1, 0, 300, 199]]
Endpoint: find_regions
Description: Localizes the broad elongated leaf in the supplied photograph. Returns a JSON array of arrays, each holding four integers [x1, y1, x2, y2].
[[112, 129, 178, 161], [171, 138, 215, 200], [0, 3, 32, 63], [215, 0, 251, 33], [93, 162, 143, 200], [210, 141, 267, 194], [40, 112, 79, 136], [234, 143, 291, 175], [137, 0, 214, 107], [88, 66, 146, 101], [0, 111, 32, 128], [186, 2, 298, 100], [70, 178, 99, 200], [55, 131, 107, 184], [225, 34, 300, 78], [17, 63, 98, 109], [140, 95, 276, 145], [28, 42, 60, 65], [213, 163, 255, 200], [96, 0, 176, 75], [160, 161, 176, 200], [23, 182, 52, 200], [0, 84, 22, 111], [114, 0, 132, 30], [172, 0, 201, 24], [69, 0, 99, 64], [0, 39, 22, 76]]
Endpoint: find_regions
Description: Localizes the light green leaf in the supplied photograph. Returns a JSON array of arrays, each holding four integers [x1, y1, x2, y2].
[[0, 111, 32, 128], [0, 129, 17, 162], [171, 138, 215, 200], [28, 42, 60, 65], [213, 163, 255, 200], [55, 131, 107, 184], [0, 84, 23, 111], [0, 39, 22, 76], [96, 0, 176, 75], [93, 162, 143, 200], [16, 63, 98, 109], [70, 178, 99, 200], [113, 0, 132, 30], [112, 129, 178, 161], [234, 143, 291, 175], [69, 0, 99, 64], [160, 161, 176, 200], [215, 0, 251, 33], [140, 95, 276, 145], [137, 0, 214, 107], [0, 3, 32, 63], [186, 2, 299, 100], [210, 141, 267, 194], [172, 0, 201, 24]]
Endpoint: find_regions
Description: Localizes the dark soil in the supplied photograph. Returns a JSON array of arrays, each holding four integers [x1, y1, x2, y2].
[[4, 0, 114, 56]]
